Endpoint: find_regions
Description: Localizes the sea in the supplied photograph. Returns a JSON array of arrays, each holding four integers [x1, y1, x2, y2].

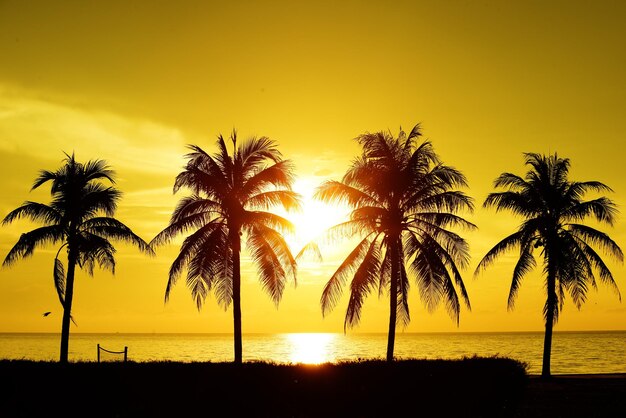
[[1, 331, 624, 375]]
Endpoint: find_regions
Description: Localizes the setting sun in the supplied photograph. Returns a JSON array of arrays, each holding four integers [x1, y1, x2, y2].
[[286, 178, 350, 252], [287, 333, 335, 364]]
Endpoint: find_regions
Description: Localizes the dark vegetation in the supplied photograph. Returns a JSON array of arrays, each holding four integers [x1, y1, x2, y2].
[[1, 357, 527, 418], [514, 375, 626, 418]]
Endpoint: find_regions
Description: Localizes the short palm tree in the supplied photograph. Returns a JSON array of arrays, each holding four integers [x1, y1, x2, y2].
[[317, 125, 475, 361], [475, 153, 622, 378], [152, 132, 301, 363], [2, 153, 153, 363]]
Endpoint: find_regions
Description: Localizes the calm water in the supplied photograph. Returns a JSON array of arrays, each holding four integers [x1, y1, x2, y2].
[[1, 331, 624, 375]]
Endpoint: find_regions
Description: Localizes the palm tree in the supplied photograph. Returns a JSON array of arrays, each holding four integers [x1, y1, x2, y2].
[[475, 153, 622, 378], [2, 153, 153, 363], [152, 131, 301, 363], [316, 125, 475, 361]]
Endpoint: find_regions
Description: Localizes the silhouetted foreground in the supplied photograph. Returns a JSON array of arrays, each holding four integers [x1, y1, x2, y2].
[[513, 374, 626, 418], [2, 358, 621, 418]]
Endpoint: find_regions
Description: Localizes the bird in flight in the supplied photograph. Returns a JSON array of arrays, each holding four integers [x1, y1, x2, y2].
[[42, 311, 51, 317]]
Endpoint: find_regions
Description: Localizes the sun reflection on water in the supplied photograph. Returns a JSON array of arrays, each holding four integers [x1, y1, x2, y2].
[[286, 333, 335, 364]]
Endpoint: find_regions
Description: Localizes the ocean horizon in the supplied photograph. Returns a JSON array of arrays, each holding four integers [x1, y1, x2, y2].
[[1, 330, 624, 375]]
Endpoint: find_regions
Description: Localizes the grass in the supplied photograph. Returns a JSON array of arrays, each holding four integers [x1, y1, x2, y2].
[[1, 356, 528, 417]]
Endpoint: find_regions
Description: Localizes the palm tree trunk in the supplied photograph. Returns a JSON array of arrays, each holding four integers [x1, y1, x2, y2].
[[232, 233, 242, 364], [60, 248, 77, 364], [386, 238, 399, 362], [542, 260, 557, 378], [542, 311, 554, 378]]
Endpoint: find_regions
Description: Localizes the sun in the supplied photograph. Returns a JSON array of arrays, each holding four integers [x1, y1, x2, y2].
[[286, 178, 349, 251], [286, 333, 336, 364]]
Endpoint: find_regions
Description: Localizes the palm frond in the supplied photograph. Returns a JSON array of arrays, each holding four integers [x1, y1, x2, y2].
[[409, 212, 477, 231], [213, 242, 233, 309], [409, 236, 455, 315], [215, 134, 234, 182], [565, 181, 613, 201], [3, 225, 65, 266], [245, 211, 296, 235], [53, 256, 66, 307], [563, 198, 619, 226], [246, 224, 296, 305], [427, 164, 470, 190], [31, 169, 58, 191], [81, 217, 154, 255], [542, 294, 561, 326], [406, 219, 472, 269], [405, 231, 468, 320], [405, 140, 438, 178], [316, 219, 369, 245], [2, 202, 62, 226], [492, 172, 529, 190], [76, 185, 121, 218], [321, 236, 372, 316], [408, 229, 471, 310], [164, 221, 227, 302], [557, 234, 593, 309], [152, 213, 221, 247], [245, 190, 302, 212], [483, 191, 538, 217], [406, 123, 423, 142], [83, 159, 116, 184], [567, 224, 624, 262], [295, 241, 323, 262], [344, 238, 383, 329], [239, 136, 283, 172], [77, 233, 116, 275], [170, 195, 222, 224], [315, 180, 378, 208], [474, 230, 528, 276], [350, 206, 386, 222], [173, 163, 228, 198], [569, 233, 621, 301], [405, 190, 474, 214], [239, 160, 297, 200], [396, 260, 411, 328], [185, 252, 215, 310], [507, 240, 536, 310]]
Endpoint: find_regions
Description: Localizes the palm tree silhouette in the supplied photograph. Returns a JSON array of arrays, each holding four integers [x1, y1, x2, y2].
[[475, 153, 622, 378], [316, 125, 475, 361], [152, 131, 301, 363], [2, 153, 153, 363]]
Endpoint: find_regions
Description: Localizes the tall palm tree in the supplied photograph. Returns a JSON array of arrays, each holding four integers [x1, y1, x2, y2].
[[2, 153, 153, 363], [152, 131, 301, 363], [475, 153, 622, 378], [317, 125, 475, 361]]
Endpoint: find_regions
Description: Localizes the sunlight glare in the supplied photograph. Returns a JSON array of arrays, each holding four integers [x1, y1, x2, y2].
[[287, 333, 335, 364], [287, 178, 349, 251]]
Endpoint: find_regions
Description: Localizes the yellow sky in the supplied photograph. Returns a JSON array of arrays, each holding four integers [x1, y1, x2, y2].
[[1, 0, 625, 334]]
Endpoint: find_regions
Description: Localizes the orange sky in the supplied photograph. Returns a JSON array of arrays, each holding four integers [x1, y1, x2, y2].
[[1, 0, 625, 334]]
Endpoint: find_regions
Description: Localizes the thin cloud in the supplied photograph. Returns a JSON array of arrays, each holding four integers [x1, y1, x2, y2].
[[0, 85, 188, 175]]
